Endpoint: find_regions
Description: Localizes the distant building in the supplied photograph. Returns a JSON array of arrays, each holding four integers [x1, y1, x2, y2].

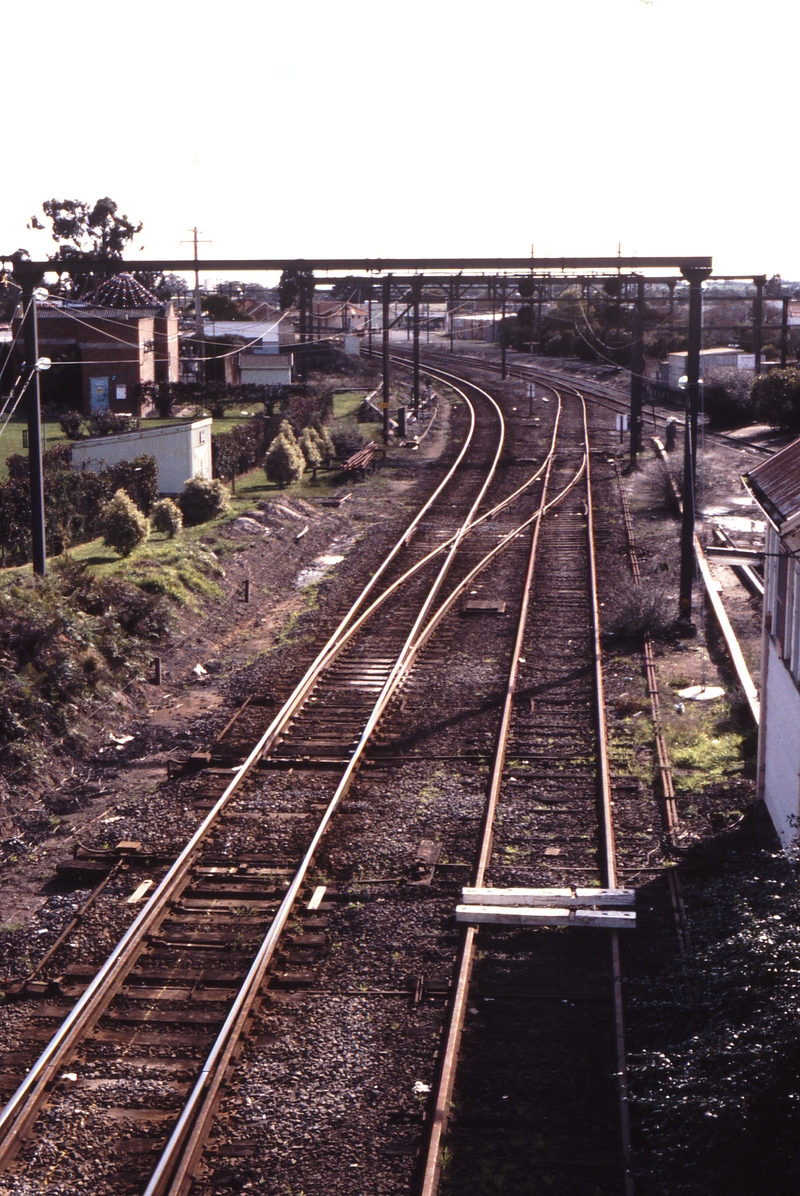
[[12, 274, 179, 416], [745, 439, 800, 848], [71, 418, 212, 495], [190, 319, 294, 387], [659, 347, 756, 388], [311, 300, 367, 333]]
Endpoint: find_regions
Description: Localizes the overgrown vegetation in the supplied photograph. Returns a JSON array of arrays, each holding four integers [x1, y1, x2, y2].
[[150, 497, 183, 537], [177, 475, 231, 525], [265, 421, 306, 487], [0, 559, 169, 768], [0, 450, 158, 565], [98, 490, 149, 556]]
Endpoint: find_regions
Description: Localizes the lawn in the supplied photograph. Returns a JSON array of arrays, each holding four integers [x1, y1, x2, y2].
[[0, 409, 264, 481]]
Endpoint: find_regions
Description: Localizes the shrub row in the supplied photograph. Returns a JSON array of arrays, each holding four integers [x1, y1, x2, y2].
[[0, 451, 159, 566]]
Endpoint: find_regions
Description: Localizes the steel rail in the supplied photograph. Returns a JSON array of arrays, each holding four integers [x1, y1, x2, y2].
[[404, 344, 775, 458], [0, 362, 565, 1184], [147, 377, 585, 1195], [147, 376, 588, 1194], [419, 391, 563, 1196], [582, 403, 635, 1195], [0, 374, 493, 1167], [417, 389, 635, 1196], [142, 376, 508, 1195]]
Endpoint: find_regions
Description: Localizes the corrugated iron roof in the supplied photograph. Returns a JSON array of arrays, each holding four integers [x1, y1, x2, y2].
[[745, 435, 800, 528]]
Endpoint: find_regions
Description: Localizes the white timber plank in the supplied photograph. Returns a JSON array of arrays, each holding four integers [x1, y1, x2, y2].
[[455, 904, 636, 929], [460, 887, 635, 908]]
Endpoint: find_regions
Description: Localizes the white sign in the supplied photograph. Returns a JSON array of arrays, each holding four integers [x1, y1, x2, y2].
[[526, 383, 535, 398], [616, 414, 629, 431]]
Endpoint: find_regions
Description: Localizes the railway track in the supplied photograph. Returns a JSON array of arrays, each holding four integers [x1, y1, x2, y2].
[[416, 379, 640, 1196], [0, 355, 680, 1195], [0, 364, 588, 1194], [398, 342, 775, 458]]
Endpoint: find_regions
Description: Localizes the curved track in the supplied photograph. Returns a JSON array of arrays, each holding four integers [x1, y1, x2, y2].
[[0, 365, 580, 1194]]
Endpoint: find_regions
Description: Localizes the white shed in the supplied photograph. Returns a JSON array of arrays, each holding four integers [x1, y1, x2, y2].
[[239, 352, 293, 386], [745, 439, 800, 848], [71, 419, 213, 495]]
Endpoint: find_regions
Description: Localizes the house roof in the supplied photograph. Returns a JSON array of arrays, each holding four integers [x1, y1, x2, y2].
[[745, 436, 800, 529], [92, 272, 160, 309]]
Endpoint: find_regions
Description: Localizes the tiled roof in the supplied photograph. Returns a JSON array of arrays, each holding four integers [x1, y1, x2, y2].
[[92, 272, 160, 309], [745, 436, 800, 528]]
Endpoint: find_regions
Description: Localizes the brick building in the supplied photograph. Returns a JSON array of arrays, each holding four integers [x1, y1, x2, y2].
[[12, 274, 179, 416]]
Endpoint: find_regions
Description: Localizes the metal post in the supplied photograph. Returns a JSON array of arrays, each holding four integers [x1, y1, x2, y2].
[[153, 657, 162, 686], [382, 277, 391, 445], [449, 280, 455, 352], [629, 277, 645, 468], [781, 295, 789, 368], [679, 407, 695, 621], [243, 578, 251, 604], [368, 291, 372, 357], [21, 279, 47, 576], [678, 264, 711, 620], [298, 282, 307, 382], [500, 278, 507, 380], [753, 275, 765, 376], [412, 278, 421, 414], [683, 266, 710, 474]]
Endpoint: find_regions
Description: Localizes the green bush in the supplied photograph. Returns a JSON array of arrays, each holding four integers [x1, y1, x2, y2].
[[751, 367, 800, 429], [702, 370, 757, 428], [150, 497, 183, 538], [88, 411, 140, 437], [98, 489, 149, 557], [177, 475, 231, 525], [59, 410, 86, 439], [330, 426, 365, 459], [265, 430, 305, 487]]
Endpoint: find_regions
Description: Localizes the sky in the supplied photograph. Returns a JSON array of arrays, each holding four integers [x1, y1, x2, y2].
[[1, 0, 797, 282]]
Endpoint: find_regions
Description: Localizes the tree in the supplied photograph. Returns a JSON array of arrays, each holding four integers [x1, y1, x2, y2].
[[31, 197, 142, 261], [751, 368, 800, 430], [278, 268, 314, 311], [265, 431, 305, 487], [203, 293, 251, 321], [298, 426, 323, 469], [98, 490, 149, 557], [150, 498, 183, 538]]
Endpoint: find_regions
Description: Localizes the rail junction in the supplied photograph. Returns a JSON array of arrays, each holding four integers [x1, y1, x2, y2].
[[0, 344, 691, 1195], [0, 249, 768, 1195]]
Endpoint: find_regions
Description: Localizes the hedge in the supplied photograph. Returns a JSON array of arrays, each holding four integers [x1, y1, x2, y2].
[[0, 450, 159, 566]]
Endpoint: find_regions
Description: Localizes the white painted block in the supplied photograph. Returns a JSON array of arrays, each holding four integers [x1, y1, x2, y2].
[[455, 904, 636, 929], [460, 887, 635, 908]]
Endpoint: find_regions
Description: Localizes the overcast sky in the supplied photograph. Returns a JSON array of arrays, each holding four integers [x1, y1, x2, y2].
[[2, 0, 795, 282]]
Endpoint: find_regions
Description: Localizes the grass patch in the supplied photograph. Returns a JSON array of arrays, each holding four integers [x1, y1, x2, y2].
[[665, 716, 744, 793], [0, 418, 69, 480]]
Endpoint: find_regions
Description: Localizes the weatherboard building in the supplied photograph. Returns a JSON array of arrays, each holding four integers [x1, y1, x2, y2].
[[745, 440, 800, 848]]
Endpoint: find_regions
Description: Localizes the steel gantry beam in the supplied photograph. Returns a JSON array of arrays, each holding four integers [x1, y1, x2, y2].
[[6, 255, 713, 278]]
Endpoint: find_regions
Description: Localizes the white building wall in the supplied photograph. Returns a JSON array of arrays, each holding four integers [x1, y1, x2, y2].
[[71, 419, 213, 495], [762, 637, 800, 847], [760, 524, 800, 847]]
